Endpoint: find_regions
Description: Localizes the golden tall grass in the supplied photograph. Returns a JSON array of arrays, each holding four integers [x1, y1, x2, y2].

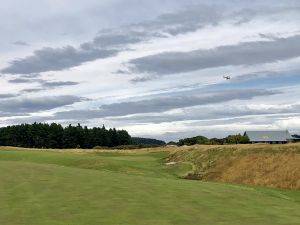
[[209, 153, 300, 189], [167, 143, 300, 190]]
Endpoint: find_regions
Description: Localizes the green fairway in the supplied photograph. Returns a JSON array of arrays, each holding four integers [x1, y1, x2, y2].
[[0, 149, 299, 225]]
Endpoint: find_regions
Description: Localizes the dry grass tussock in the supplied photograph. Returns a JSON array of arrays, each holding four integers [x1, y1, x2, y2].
[[210, 153, 300, 189], [167, 143, 300, 190]]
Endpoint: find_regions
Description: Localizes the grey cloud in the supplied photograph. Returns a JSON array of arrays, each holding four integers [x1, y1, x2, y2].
[[12, 41, 29, 46], [3, 115, 47, 123], [234, 71, 275, 81], [9, 78, 80, 92], [2, 2, 299, 76], [9, 78, 43, 84], [9, 78, 79, 87], [136, 1, 300, 36], [112, 104, 300, 124], [21, 74, 41, 78], [3, 29, 145, 75], [234, 70, 300, 81], [130, 75, 158, 83], [87, 32, 143, 49], [41, 81, 79, 88], [1, 46, 117, 74], [3, 114, 91, 126], [0, 4, 233, 75], [258, 33, 278, 41], [0, 112, 29, 117], [233, 4, 300, 24], [0, 95, 84, 113], [138, 4, 223, 35], [21, 88, 44, 93], [20, 82, 78, 93], [0, 94, 18, 99], [129, 35, 300, 76], [52, 89, 279, 120]]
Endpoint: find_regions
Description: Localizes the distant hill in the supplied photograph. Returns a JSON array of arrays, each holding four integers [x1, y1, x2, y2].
[[132, 137, 166, 145]]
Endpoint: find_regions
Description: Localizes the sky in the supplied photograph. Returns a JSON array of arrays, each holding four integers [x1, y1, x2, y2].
[[1, 0, 300, 141]]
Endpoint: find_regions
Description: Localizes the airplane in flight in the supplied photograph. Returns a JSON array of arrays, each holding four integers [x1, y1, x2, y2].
[[223, 75, 231, 80]]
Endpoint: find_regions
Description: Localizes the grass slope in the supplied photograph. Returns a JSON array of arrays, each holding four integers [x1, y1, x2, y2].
[[168, 143, 300, 189], [0, 149, 189, 178], [0, 147, 300, 225]]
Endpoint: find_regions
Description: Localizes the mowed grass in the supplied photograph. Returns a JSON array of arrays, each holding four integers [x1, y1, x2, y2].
[[0, 148, 300, 225], [0, 149, 189, 178]]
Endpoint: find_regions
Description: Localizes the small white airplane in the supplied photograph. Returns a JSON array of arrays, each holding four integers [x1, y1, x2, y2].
[[223, 75, 231, 80]]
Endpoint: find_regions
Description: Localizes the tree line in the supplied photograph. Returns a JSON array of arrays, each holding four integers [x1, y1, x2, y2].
[[0, 123, 132, 149], [174, 134, 250, 146], [132, 137, 165, 145]]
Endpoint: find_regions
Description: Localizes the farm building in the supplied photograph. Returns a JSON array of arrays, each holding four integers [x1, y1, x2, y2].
[[244, 130, 294, 144]]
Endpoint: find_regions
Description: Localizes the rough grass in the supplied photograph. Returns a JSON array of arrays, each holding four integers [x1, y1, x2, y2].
[[210, 153, 300, 189], [167, 143, 300, 189]]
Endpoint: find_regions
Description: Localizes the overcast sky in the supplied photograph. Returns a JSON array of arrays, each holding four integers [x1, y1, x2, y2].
[[1, 0, 300, 141]]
